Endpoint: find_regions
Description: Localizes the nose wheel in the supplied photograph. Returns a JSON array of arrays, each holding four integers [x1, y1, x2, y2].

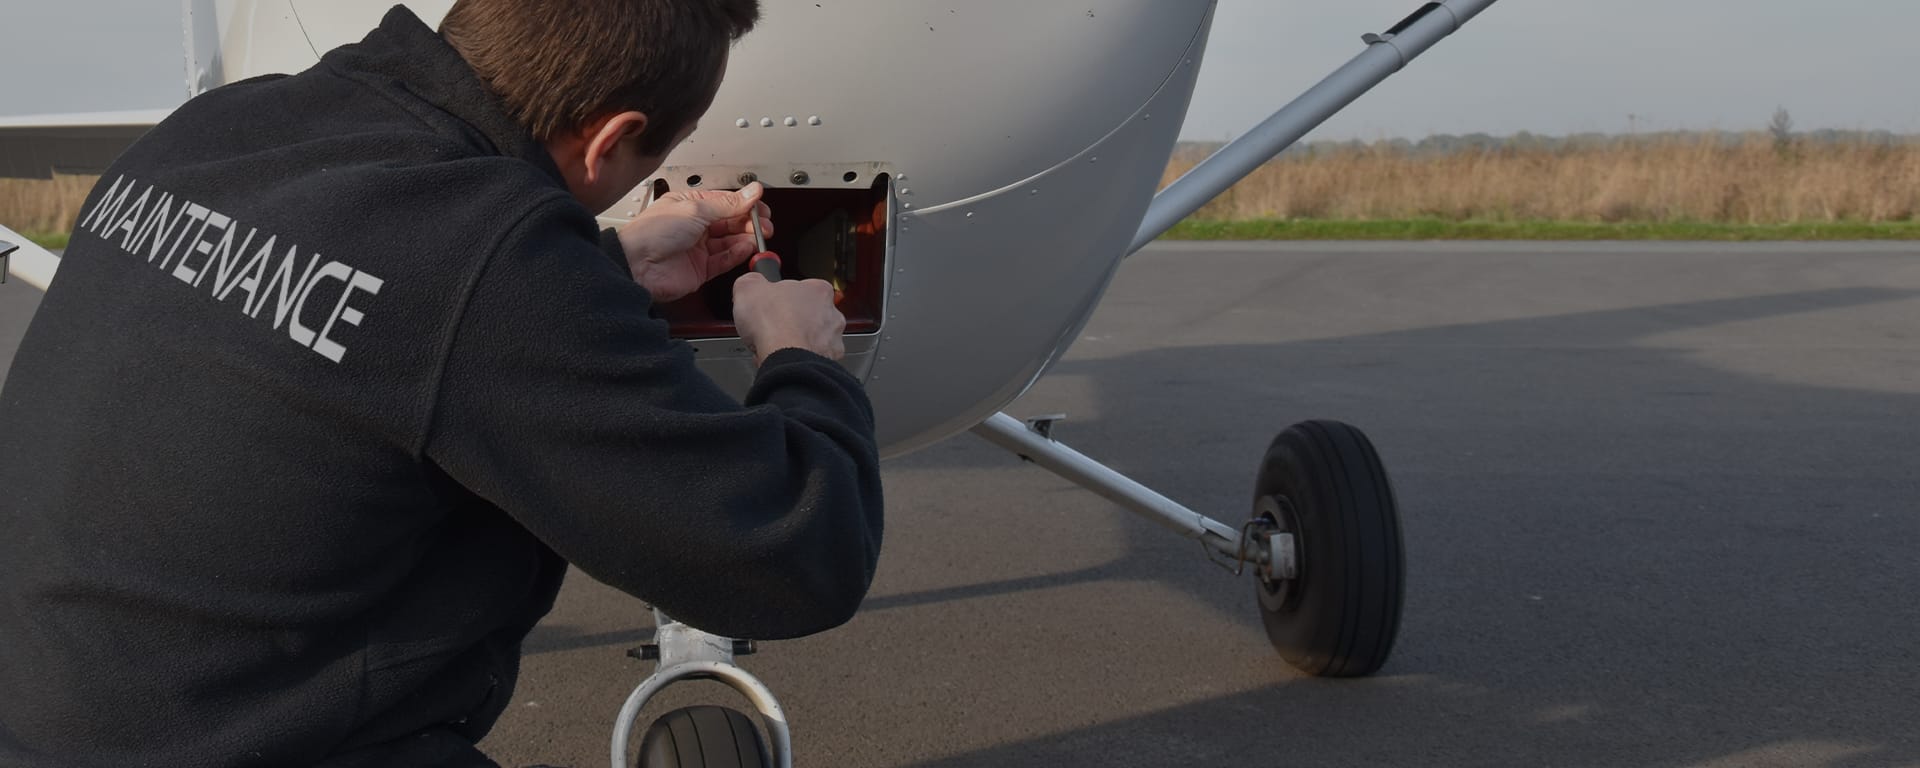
[[1252, 420, 1404, 677], [638, 706, 770, 768], [614, 612, 792, 768]]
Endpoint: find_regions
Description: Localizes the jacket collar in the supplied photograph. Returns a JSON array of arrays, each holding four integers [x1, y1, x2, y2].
[[322, 5, 568, 187]]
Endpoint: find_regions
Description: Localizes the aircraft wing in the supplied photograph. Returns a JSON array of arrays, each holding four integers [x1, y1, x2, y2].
[[0, 109, 169, 179], [0, 223, 61, 291]]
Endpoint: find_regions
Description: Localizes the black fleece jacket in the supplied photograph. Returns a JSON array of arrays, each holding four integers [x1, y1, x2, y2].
[[0, 7, 882, 767]]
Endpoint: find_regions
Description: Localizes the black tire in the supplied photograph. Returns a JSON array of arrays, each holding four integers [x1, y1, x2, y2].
[[1253, 420, 1404, 677], [637, 706, 770, 768]]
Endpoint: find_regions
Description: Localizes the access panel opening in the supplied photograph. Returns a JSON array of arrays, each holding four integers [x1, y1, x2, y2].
[[656, 175, 891, 339]]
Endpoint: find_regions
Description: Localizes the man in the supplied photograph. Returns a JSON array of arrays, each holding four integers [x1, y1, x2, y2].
[[0, 1, 882, 766]]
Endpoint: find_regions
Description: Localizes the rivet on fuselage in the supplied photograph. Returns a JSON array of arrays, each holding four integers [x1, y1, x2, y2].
[[808, 116, 822, 126], [784, 116, 798, 127], [760, 117, 774, 127], [735, 118, 749, 128]]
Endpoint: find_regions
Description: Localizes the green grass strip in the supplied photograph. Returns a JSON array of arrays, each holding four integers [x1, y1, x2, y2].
[[1162, 219, 1920, 241], [17, 231, 69, 250]]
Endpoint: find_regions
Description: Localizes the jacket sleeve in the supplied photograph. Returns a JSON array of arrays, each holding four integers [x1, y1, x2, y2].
[[423, 201, 884, 640], [599, 227, 629, 274]]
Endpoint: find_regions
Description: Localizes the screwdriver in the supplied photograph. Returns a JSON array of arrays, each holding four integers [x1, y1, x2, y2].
[[749, 209, 780, 282]]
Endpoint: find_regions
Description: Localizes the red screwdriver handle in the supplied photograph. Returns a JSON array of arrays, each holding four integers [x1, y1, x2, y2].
[[750, 252, 782, 282]]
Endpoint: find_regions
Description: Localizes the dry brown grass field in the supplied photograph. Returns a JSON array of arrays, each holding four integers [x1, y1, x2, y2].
[[1161, 135, 1920, 224], [1, 174, 95, 236], [5, 135, 1917, 241]]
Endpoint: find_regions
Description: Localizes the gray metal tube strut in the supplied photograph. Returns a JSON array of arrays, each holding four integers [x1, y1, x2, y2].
[[611, 611, 793, 768], [972, 413, 1244, 557], [1128, 0, 1500, 254]]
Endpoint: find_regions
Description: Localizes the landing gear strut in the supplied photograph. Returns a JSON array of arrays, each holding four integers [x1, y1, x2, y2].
[[614, 611, 787, 768], [970, 413, 1406, 677]]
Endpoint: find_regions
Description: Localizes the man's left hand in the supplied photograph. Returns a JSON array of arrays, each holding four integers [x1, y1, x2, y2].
[[618, 182, 773, 302]]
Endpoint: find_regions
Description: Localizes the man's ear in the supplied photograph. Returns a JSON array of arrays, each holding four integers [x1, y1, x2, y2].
[[583, 111, 650, 185]]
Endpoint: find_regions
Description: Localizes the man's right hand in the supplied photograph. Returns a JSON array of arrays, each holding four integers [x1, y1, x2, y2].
[[732, 271, 846, 365]]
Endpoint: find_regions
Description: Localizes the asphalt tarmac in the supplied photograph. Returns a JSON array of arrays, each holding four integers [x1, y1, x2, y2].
[[4, 242, 1918, 767]]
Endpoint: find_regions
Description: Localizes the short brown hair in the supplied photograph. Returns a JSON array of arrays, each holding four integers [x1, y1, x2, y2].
[[441, 0, 759, 154]]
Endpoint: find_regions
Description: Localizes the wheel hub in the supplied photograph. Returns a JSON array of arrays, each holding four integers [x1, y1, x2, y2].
[[1253, 495, 1303, 609]]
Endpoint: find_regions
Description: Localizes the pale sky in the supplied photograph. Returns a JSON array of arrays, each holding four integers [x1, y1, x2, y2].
[[2, 1, 1914, 141]]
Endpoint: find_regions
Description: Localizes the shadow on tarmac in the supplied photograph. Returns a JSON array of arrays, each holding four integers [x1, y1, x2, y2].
[[876, 285, 1920, 767]]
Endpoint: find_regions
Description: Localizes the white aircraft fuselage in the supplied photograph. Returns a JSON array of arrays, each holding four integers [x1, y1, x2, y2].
[[185, 0, 1215, 456]]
